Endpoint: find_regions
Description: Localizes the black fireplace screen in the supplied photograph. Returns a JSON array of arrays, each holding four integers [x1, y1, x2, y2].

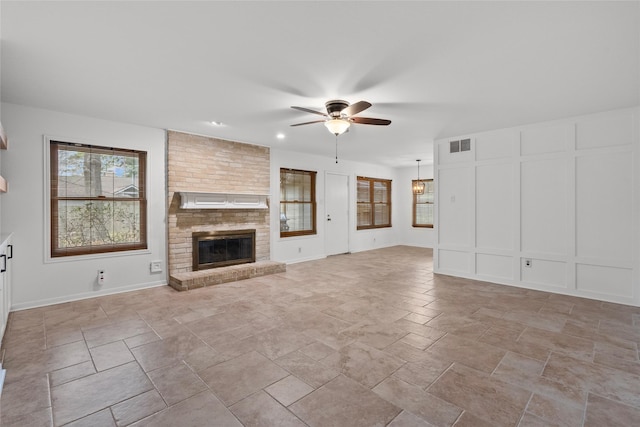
[[192, 229, 255, 271]]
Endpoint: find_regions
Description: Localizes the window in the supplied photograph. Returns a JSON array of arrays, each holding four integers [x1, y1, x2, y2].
[[50, 141, 147, 257], [413, 179, 434, 228], [280, 168, 316, 237], [357, 176, 391, 229]]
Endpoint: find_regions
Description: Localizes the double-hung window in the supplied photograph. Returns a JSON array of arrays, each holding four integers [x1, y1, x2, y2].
[[357, 176, 392, 229], [413, 179, 434, 228], [50, 141, 147, 257], [280, 168, 316, 237]]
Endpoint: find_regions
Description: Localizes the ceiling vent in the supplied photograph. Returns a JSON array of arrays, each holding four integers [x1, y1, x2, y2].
[[450, 140, 460, 153], [450, 138, 471, 153]]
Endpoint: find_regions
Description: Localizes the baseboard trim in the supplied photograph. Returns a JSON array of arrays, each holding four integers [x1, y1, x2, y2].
[[10, 280, 168, 311]]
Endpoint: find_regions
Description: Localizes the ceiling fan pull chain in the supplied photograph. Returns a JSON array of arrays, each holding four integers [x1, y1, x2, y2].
[[335, 134, 339, 164]]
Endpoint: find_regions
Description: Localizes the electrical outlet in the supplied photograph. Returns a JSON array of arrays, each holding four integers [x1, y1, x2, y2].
[[150, 260, 162, 273], [97, 269, 105, 285], [524, 259, 532, 268], [297, 247, 302, 253]]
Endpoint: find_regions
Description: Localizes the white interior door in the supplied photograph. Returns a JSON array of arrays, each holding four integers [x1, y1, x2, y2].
[[325, 173, 350, 255]]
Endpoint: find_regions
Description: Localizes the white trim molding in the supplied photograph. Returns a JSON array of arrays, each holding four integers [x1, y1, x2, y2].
[[179, 192, 269, 209]]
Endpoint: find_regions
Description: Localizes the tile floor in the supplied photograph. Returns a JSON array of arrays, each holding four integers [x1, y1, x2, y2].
[[1, 246, 640, 426]]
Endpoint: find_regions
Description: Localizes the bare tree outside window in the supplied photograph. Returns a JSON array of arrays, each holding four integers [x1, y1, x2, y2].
[[50, 141, 147, 257]]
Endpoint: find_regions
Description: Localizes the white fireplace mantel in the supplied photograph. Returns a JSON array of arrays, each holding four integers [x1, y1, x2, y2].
[[179, 192, 269, 209]]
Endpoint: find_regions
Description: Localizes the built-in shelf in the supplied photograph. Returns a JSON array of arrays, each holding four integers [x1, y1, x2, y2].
[[179, 192, 269, 209]]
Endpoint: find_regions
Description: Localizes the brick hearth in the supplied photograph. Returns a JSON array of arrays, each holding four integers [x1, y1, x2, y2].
[[168, 260, 286, 291]]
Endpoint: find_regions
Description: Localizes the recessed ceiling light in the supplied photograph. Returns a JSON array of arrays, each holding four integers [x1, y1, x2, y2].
[[210, 121, 225, 126], [276, 133, 285, 139]]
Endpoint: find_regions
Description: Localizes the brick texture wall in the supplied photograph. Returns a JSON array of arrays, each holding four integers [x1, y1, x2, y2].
[[167, 131, 270, 275]]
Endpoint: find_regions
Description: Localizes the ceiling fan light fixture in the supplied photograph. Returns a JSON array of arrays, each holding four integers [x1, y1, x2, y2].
[[324, 118, 350, 135]]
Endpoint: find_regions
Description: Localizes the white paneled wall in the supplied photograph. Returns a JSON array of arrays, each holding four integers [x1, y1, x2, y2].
[[434, 107, 639, 306]]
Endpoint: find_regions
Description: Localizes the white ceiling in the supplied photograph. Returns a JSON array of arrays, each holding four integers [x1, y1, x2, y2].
[[1, 1, 638, 167]]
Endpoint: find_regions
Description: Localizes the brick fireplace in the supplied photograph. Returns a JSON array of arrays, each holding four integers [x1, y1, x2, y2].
[[166, 131, 284, 291]]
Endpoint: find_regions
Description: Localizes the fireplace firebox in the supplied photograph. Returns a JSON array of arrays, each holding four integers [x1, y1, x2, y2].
[[192, 229, 256, 271]]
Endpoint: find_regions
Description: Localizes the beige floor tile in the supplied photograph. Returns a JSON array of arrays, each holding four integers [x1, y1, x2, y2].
[[230, 391, 306, 426], [428, 363, 531, 426], [49, 361, 96, 387], [492, 352, 586, 406], [424, 313, 477, 333], [392, 355, 452, 389], [129, 391, 242, 427], [452, 411, 495, 427], [584, 393, 640, 426], [320, 341, 405, 388], [110, 390, 166, 427], [198, 351, 289, 405], [400, 332, 437, 350], [51, 361, 153, 426], [147, 362, 207, 406], [542, 352, 640, 408], [593, 351, 640, 376], [298, 341, 336, 361], [46, 327, 84, 349], [89, 341, 135, 372], [130, 332, 208, 372], [502, 309, 568, 333], [519, 412, 564, 427], [83, 319, 153, 348], [245, 326, 316, 360], [338, 321, 408, 350], [290, 375, 401, 427], [123, 331, 161, 349], [424, 334, 506, 373], [373, 376, 462, 426], [526, 393, 583, 427], [265, 375, 314, 406], [3, 247, 640, 427], [0, 374, 51, 419], [387, 410, 435, 427], [45, 340, 92, 372], [383, 340, 434, 363], [275, 351, 340, 389], [45, 307, 110, 332], [404, 312, 432, 325], [0, 408, 53, 427], [517, 327, 594, 361], [478, 325, 550, 361], [182, 345, 229, 372], [64, 408, 115, 427]]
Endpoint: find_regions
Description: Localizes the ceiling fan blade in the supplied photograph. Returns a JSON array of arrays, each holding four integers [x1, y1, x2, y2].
[[341, 101, 372, 117], [290, 120, 326, 127], [291, 106, 328, 117], [351, 117, 391, 126]]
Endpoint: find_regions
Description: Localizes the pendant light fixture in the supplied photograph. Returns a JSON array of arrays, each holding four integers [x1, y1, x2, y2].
[[413, 159, 425, 195]]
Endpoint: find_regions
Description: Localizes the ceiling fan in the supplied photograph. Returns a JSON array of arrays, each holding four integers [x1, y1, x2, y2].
[[290, 100, 391, 135]]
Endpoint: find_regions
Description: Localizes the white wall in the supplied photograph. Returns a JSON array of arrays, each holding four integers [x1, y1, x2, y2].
[[271, 148, 405, 264], [395, 164, 435, 249], [1, 103, 167, 310], [434, 107, 640, 306]]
